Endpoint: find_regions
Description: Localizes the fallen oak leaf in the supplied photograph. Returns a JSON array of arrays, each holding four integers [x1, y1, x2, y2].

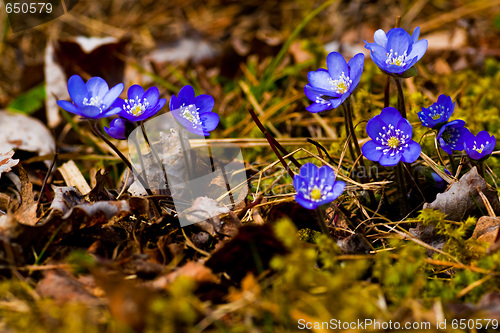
[[423, 167, 500, 221]]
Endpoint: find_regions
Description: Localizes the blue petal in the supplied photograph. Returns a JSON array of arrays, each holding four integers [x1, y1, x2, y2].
[[178, 85, 195, 103], [307, 70, 336, 94], [407, 39, 428, 62], [293, 174, 307, 192], [194, 94, 215, 114], [418, 111, 434, 128], [396, 118, 413, 138], [329, 97, 344, 109], [373, 29, 388, 47], [347, 53, 365, 90], [102, 83, 124, 109], [412, 26, 421, 43], [326, 52, 349, 79], [85, 77, 109, 99], [484, 136, 496, 155], [152, 98, 167, 114], [57, 100, 82, 116], [104, 118, 126, 140], [304, 84, 342, 100], [439, 138, 453, 155], [365, 116, 387, 140], [362, 140, 383, 162], [294, 194, 317, 210], [306, 102, 332, 113], [378, 107, 402, 124], [386, 28, 411, 53], [330, 181, 346, 200], [401, 141, 421, 163], [299, 163, 319, 180], [318, 165, 335, 186], [379, 152, 402, 166], [67, 75, 86, 106], [127, 85, 145, 101], [200, 112, 219, 132], [169, 95, 179, 111], [79, 105, 102, 119], [142, 86, 159, 109]]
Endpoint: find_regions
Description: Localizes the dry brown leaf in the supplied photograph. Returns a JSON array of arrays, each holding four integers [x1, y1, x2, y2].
[[0, 150, 19, 179], [44, 41, 68, 128], [14, 166, 38, 226], [151, 261, 219, 290], [0, 111, 55, 166], [423, 167, 500, 221]]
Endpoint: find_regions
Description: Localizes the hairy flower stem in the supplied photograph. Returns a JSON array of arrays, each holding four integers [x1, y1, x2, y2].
[[315, 207, 330, 235], [477, 161, 486, 178], [394, 78, 407, 119], [448, 153, 457, 176], [140, 122, 170, 193], [91, 121, 154, 197], [396, 162, 409, 216], [248, 108, 299, 179], [343, 99, 377, 205], [394, 77, 415, 195], [384, 76, 391, 108]]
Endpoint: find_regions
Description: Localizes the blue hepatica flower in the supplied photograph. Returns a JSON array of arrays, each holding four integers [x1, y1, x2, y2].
[[293, 163, 346, 210], [304, 52, 364, 112], [104, 118, 127, 140], [113, 84, 166, 122], [365, 27, 428, 75], [464, 131, 496, 160], [418, 94, 455, 129], [170, 85, 219, 136], [361, 107, 421, 166], [57, 75, 124, 119], [436, 120, 469, 155]]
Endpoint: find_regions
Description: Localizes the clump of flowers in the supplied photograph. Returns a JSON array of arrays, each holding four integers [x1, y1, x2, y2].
[[170, 85, 219, 136], [293, 163, 345, 210], [464, 131, 496, 160], [418, 94, 455, 129], [57, 75, 124, 119], [365, 27, 428, 75], [304, 52, 364, 112], [361, 107, 421, 166]]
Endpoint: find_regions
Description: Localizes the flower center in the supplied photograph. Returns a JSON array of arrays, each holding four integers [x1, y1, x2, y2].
[[473, 141, 489, 154], [385, 49, 408, 67], [387, 137, 400, 149], [375, 124, 410, 156], [83, 96, 103, 110], [180, 104, 202, 128], [328, 72, 352, 95], [124, 98, 150, 117], [310, 187, 322, 200]]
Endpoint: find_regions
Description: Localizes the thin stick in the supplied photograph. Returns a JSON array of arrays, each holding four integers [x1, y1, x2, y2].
[[248, 108, 296, 179], [91, 121, 154, 196], [140, 122, 170, 192], [36, 152, 58, 214]]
